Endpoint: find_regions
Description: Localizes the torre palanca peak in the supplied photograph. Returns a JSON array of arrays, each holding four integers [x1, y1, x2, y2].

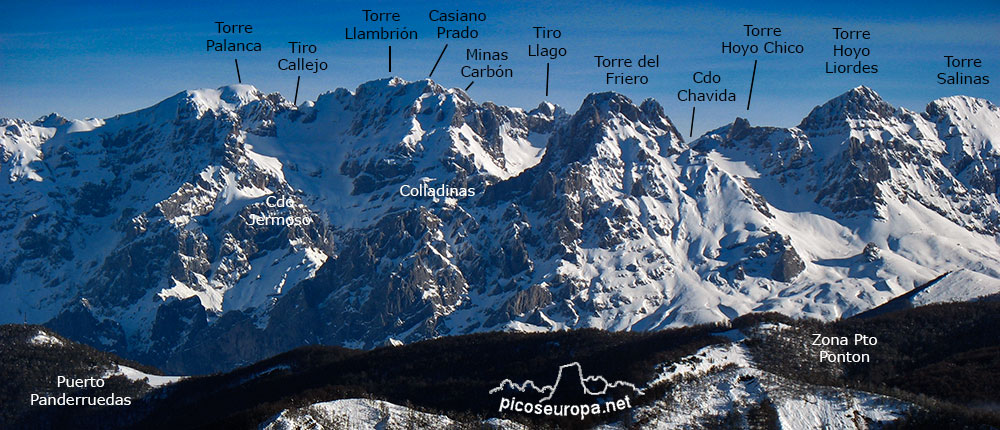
[[178, 84, 268, 117], [108, 84, 292, 135]]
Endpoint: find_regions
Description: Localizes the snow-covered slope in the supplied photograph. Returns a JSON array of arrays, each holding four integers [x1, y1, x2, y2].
[[692, 87, 1000, 316], [260, 341, 910, 430], [596, 342, 907, 429], [2, 80, 998, 372], [1, 84, 338, 362], [909, 269, 1000, 306], [261, 398, 528, 430], [108, 364, 184, 388]]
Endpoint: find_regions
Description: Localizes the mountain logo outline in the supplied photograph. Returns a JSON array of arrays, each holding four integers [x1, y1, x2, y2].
[[488, 362, 643, 401]]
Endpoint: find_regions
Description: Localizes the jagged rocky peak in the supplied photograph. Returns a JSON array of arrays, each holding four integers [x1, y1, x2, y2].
[[922, 94, 1000, 203], [352, 77, 449, 109], [925, 95, 1000, 150], [723, 117, 753, 141], [573, 92, 682, 141], [699, 116, 811, 156], [693, 116, 751, 140], [115, 83, 274, 128], [291, 77, 564, 196], [217, 83, 265, 105], [297, 77, 463, 131], [639, 97, 683, 140], [523, 102, 567, 135], [182, 84, 265, 112], [926, 94, 998, 118], [32, 112, 70, 128], [577, 92, 645, 124], [530, 101, 562, 118], [546, 92, 683, 164], [693, 117, 779, 157], [798, 85, 898, 131]]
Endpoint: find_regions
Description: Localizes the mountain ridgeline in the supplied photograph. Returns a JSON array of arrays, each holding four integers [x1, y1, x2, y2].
[[2, 78, 999, 373]]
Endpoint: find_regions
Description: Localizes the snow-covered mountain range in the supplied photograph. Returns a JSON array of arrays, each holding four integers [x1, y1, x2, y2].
[[2, 78, 999, 372]]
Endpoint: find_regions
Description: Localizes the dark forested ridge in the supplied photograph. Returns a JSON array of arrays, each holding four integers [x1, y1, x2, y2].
[[742, 301, 1000, 429], [0, 325, 164, 429], [3, 301, 999, 429]]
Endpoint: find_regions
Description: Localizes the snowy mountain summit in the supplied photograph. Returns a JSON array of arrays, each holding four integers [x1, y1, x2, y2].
[[2, 79, 999, 373]]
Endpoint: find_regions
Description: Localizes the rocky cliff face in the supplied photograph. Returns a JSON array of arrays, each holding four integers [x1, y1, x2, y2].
[[2, 79, 999, 373]]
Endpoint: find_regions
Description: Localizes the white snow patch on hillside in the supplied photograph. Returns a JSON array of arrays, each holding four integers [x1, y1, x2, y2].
[[932, 95, 1000, 157], [706, 150, 760, 178], [1, 120, 52, 181], [598, 342, 908, 429], [262, 399, 451, 430], [158, 277, 224, 313], [29, 330, 64, 347], [262, 398, 530, 430], [109, 365, 184, 388], [185, 85, 261, 118], [66, 118, 105, 134], [911, 269, 1000, 306], [500, 125, 548, 174], [223, 245, 327, 314], [776, 390, 904, 430], [647, 343, 752, 388], [245, 147, 285, 182]]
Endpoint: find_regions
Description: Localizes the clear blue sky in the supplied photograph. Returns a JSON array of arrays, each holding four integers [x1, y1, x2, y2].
[[2, 0, 998, 137]]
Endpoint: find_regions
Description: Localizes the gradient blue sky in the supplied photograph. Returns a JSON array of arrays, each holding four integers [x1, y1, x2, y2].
[[2, 1, 998, 137]]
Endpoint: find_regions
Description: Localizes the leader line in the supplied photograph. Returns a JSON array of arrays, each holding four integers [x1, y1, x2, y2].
[[235, 59, 242, 84], [545, 63, 550, 97], [429, 44, 448, 77], [746, 60, 757, 110], [294, 76, 300, 105], [689, 106, 696, 137]]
